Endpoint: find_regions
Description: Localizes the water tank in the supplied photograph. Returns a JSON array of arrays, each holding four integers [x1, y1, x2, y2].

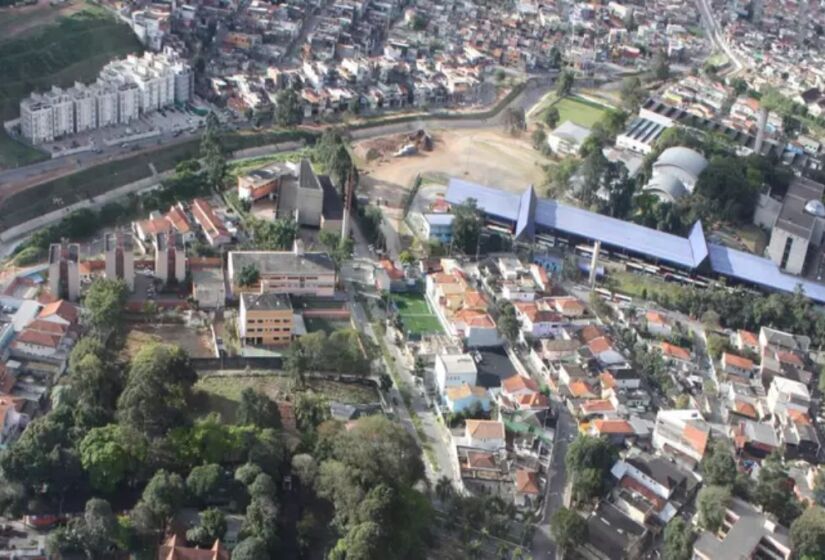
[[804, 200, 825, 218]]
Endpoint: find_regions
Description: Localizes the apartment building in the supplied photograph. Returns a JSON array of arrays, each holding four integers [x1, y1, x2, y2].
[[693, 498, 791, 560], [104, 232, 135, 291], [239, 292, 293, 346], [435, 353, 478, 394], [227, 242, 336, 298], [19, 49, 192, 144], [48, 241, 80, 302], [154, 232, 186, 285]]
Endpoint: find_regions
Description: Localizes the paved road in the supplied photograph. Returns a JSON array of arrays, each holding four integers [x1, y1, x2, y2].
[[695, 0, 744, 71]]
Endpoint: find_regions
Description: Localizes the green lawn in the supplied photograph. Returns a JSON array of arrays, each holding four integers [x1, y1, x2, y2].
[[553, 96, 609, 128], [303, 317, 351, 334], [193, 375, 379, 421], [0, 127, 47, 169], [392, 292, 443, 335]]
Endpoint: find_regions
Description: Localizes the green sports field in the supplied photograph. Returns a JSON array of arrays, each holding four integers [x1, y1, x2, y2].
[[553, 96, 608, 128], [392, 292, 443, 335]]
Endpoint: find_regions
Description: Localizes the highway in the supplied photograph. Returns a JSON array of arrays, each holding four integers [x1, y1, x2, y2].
[[695, 0, 745, 72]]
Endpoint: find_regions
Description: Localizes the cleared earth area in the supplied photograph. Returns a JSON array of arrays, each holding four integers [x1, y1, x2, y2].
[[357, 127, 550, 207]]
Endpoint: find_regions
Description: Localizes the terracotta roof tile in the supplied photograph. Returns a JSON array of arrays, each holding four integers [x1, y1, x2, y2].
[[501, 375, 539, 394], [661, 342, 691, 361], [466, 419, 505, 440], [592, 419, 634, 434], [515, 470, 541, 495]]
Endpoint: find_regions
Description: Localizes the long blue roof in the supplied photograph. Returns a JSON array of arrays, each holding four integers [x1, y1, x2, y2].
[[445, 178, 825, 303]]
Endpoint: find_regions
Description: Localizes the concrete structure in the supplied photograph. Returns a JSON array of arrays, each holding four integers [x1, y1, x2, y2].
[[192, 267, 226, 309], [19, 95, 55, 144], [423, 214, 454, 244], [643, 147, 708, 202], [276, 159, 324, 227], [104, 232, 135, 291], [693, 497, 791, 560], [191, 198, 231, 246], [154, 232, 186, 285], [435, 353, 478, 394], [444, 384, 491, 414], [616, 117, 670, 154], [546, 120, 591, 155], [238, 292, 293, 346], [237, 166, 285, 201], [48, 241, 80, 302], [464, 419, 506, 451], [766, 176, 825, 275], [227, 242, 336, 297]]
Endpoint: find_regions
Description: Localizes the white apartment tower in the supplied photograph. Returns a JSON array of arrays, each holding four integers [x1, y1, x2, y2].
[[19, 96, 55, 144], [69, 83, 98, 133], [95, 83, 119, 128], [154, 232, 186, 285], [44, 86, 75, 138]]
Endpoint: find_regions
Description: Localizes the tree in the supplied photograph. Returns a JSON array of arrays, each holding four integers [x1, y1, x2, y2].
[[238, 264, 260, 287], [187, 464, 225, 504], [695, 156, 762, 224], [556, 70, 575, 97], [790, 505, 825, 559], [702, 440, 737, 488], [248, 473, 277, 500], [663, 517, 694, 560], [504, 107, 527, 134], [83, 279, 128, 335], [550, 507, 587, 555], [47, 498, 118, 559], [730, 78, 748, 96], [133, 470, 186, 535], [544, 106, 561, 129], [399, 250, 416, 266], [755, 452, 802, 525], [241, 496, 279, 552], [565, 436, 618, 504], [233, 537, 269, 560], [814, 469, 825, 507], [294, 391, 329, 431], [117, 343, 197, 438], [451, 198, 482, 256], [79, 424, 147, 494], [187, 508, 227, 548], [620, 76, 645, 111], [248, 217, 298, 250], [531, 128, 547, 151], [237, 388, 281, 428], [235, 463, 264, 487], [201, 112, 226, 189], [319, 230, 354, 275], [697, 485, 731, 531], [652, 50, 670, 81], [497, 301, 520, 343], [291, 453, 318, 487], [275, 88, 303, 127]]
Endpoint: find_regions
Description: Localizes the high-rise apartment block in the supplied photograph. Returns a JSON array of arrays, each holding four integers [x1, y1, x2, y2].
[[48, 241, 80, 302], [18, 48, 192, 144], [105, 232, 136, 291], [154, 232, 186, 285]]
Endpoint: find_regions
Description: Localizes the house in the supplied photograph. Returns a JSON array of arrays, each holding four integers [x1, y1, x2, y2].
[[731, 420, 780, 459], [587, 335, 625, 366], [734, 329, 759, 353], [759, 326, 810, 354], [423, 214, 454, 244], [191, 198, 231, 246], [501, 374, 540, 399], [444, 384, 490, 414], [538, 338, 579, 361], [514, 469, 541, 508], [721, 352, 754, 379], [766, 376, 810, 420], [644, 310, 672, 337], [610, 452, 693, 525], [426, 271, 499, 347], [692, 497, 791, 560], [238, 165, 284, 201], [513, 301, 564, 338], [547, 120, 591, 155], [549, 296, 585, 317], [589, 418, 636, 444], [375, 260, 406, 293], [157, 535, 230, 560], [435, 353, 478, 394], [0, 396, 29, 446], [37, 300, 78, 327], [660, 341, 691, 365], [238, 292, 293, 346], [228, 243, 336, 298], [652, 409, 710, 466], [464, 419, 506, 451]]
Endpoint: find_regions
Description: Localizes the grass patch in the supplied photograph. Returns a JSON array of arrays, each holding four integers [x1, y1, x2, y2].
[[227, 149, 309, 179], [303, 317, 351, 334], [0, 127, 47, 169], [193, 374, 379, 421], [607, 269, 690, 301], [553, 96, 608, 128], [392, 292, 443, 335], [0, 5, 143, 121]]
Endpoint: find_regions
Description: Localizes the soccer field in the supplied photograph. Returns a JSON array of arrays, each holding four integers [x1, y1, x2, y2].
[[392, 292, 444, 335], [553, 96, 608, 128]]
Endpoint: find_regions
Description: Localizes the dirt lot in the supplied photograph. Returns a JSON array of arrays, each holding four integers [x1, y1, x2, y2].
[[356, 127, 549, 208], [0, 0, 86, 42], [124, 323, 215, 359]]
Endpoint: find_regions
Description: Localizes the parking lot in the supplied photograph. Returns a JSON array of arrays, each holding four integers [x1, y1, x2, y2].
[[39, 105, 207, 157]]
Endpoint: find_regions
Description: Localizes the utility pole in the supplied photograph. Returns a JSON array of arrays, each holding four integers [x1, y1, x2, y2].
[[589, 241, 601, 289]]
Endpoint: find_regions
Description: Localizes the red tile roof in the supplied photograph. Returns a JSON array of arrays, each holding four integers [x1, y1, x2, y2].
[[38, 300, 78, 324], [592, 419, 634, 435], [501, 375, 540, 394], [733, 400, 758, 419], [15, 329, 61, 348], [723, 352, 754, 371], [682, 422, 710, 456], [515, 470, 541, 495], [661, 342, 691, 362]]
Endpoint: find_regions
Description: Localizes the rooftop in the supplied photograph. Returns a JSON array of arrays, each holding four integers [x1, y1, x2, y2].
[[693, 497, 790, 560], [229, 250, 335, 277], [241, 292, 292, 311]]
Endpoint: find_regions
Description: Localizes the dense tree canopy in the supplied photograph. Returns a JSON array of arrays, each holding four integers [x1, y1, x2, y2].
[[697, 485, 731, 531], [791, 506, 825, 559], [83, 279, 128, 335], [237, 388, 282, 429], [79, 424, 147, 494], [550, 507, 587, 555], [451, 199, 483, 255], [663, 517, 694, 560]]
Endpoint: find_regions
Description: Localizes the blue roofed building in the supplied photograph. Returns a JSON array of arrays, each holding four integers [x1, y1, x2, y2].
[[423, 213, 455, 244], [444, 177, 825, 304]]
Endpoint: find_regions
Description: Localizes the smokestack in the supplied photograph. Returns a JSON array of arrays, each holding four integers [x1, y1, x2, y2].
[[754, 107, 768, 155]]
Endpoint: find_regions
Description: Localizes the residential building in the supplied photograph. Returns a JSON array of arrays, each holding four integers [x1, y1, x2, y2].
[[227, 243, 336, 298], [644, 310, 671, 337], [104, 232, 135, 290], [444, 384, 490, 414], [435, 353, 478, 394], [191, 198, 231, 246], [48, 241, 80, 302], [547, 121, 591, 155], [610, 452, 694, 525], [693, 497, 791, 560], [423, 214, 454, 244], [651, 409, 710, 466], [721, 352, 754, 379], [238, 292, 293, 346], [464, 419, 506, 451], [19, 95, 55, 144], [157, 535, 229, 560], [154, 232, 186, 285], [238, 166, 287, 201]]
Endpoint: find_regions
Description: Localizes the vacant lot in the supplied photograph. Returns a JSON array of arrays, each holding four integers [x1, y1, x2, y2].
[[392, 292, 443, 335], [124, 323, 215, 360], [0, 0, 87, 41], [0, 129, 47, 169], [357, 127, 549, 207], [193, 375, 379, 421], [304, 317, 351, 334]]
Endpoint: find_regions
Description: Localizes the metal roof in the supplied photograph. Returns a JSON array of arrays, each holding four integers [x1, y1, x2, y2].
[[446, 178, 521, 222], [654, 147, 708, 180]]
